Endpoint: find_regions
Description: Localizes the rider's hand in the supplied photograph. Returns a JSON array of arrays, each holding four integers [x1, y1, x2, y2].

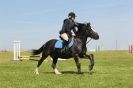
[[71, 30, 76, 36]]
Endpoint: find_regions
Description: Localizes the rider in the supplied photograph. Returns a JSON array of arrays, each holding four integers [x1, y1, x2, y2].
[[59, 12, 77, 52]]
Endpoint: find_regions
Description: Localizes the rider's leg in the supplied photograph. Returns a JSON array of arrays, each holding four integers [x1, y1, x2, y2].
[[60, 33, 69, 41], [60, 33, 69, 53]]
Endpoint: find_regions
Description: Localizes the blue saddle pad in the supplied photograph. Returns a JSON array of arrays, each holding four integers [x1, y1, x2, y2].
[[54, 38, 74, 48]]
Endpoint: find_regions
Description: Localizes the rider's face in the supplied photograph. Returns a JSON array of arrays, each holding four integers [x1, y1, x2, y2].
[[71, 17, 75, 21], [68, 16, 75, 21]]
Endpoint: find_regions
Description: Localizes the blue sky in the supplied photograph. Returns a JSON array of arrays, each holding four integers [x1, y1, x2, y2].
[[0, 0, 133, 50]]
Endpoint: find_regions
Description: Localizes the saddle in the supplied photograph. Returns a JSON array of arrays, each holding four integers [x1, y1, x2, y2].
[[54, 37, 74, 49]]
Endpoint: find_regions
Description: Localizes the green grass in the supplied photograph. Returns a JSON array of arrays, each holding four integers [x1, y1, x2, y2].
[[0, 51, 133, 88]]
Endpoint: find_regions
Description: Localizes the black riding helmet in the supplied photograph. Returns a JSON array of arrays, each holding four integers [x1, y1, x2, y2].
[[68, 12, 77, 18]]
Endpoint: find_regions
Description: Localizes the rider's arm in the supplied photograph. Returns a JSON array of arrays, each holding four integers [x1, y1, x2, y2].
[[73, 28, 77, 34], [64, 19, 72, 36], [72, 22, 78, 35]]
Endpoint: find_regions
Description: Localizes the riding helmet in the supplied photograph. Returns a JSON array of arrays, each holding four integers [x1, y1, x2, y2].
[[68, 12, 77, 18]]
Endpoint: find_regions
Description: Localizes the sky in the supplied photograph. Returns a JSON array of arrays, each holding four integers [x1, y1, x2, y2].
[[0, 0, 133, 50]]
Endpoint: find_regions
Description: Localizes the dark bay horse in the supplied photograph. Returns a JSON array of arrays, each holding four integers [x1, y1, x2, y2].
[[32, 22, 99, 75]]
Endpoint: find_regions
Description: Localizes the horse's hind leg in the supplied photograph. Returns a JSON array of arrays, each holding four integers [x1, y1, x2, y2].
[[51, 57, 62, 75], [35, 52, 48, 75]]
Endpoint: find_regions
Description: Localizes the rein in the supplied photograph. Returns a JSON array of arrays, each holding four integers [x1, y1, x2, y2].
[[86, 38, 92, 44]]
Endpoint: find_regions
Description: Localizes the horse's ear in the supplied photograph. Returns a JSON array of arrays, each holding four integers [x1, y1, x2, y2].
[[76, 22, 83, 29], [75, 22, 80, 27], [87, 22, 90, 26]]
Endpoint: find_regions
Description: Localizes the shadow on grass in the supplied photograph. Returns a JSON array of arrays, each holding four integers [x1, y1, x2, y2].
[[62, 71, 83, 74], [42, 71, 95, 75], [61, 71, 96, 75]]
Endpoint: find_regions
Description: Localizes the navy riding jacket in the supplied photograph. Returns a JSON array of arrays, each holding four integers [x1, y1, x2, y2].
[[59, 18, 77, 37]]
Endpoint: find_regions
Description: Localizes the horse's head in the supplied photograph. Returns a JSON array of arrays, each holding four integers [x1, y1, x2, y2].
[[76, 22, 99, 40]]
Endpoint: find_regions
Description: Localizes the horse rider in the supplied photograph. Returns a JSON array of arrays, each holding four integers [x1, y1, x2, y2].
[[59, 12, 78, 52]]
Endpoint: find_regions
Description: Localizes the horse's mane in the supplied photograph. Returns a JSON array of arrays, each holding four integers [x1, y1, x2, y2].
[[75, 22, 88, 37]]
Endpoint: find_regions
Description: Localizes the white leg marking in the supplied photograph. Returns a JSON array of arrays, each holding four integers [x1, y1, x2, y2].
[[35, 68, 39, 75], [54, 68, 62, 75]]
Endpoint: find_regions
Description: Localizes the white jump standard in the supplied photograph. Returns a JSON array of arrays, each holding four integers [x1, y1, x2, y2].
[[13, 40, 21, 60]]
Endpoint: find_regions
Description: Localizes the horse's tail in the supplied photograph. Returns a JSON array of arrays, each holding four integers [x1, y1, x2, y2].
[[32, 44, 45, 55]]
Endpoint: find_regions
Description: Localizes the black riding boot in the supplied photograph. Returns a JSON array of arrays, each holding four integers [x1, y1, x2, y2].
[[61, 40, 68, 53]]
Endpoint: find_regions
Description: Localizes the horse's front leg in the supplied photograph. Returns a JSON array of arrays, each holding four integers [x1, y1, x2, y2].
[[74, 54, 81, 73], [85, 54, 94, 71]]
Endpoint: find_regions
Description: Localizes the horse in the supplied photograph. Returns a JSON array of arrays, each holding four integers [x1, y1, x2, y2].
[[32, 22, 99, 75]]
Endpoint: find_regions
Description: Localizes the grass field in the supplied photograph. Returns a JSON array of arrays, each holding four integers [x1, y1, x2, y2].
[[0, 51, 133, 88]]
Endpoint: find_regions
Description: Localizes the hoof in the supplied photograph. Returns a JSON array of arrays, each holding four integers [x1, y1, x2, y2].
[[89, 65, 93, 71], [35, 68, 39, 75], [34, 71, 39, 75], [36, 73, 39, 75], [55, 72, 62, 75], [77, 70, 82, 74], [54, 68, 62, 75]]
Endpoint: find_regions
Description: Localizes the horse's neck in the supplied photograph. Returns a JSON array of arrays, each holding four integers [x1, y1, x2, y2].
[[76, 36, 87, 47], [76, 31, 87, 43]]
